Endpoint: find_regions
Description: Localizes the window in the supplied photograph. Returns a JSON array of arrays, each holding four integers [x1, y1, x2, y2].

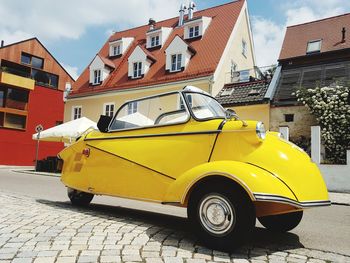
[[284, 114, 294, 122], [127, 101, 138, 115], [186, 92, 226, 120], [31, 69, 59, 88], [151, 35, 160, 47], [242, 39, 247, 57], [171, 54, 182, 72], [6, 88, 29, 110], [179, 93, 193, 109], [72, 106, 82, 120], [109, 93, 189, 131], [221, 88, 234, 96], [189, 25, 200, 38], [104, 103, 115, 117], [0, 86, 29, 130], [93, 70, 101, 84], [21, 52, 44, 69], [307, 40, 322, 54], [113, 45, 121, 56], [133, 62, 142, 78]]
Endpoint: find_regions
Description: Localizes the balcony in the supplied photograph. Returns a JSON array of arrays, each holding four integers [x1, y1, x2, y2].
[[0, 70, 35, 91]]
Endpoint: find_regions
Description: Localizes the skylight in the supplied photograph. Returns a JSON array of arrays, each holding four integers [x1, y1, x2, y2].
[[248, 87, 261, 96], [221, 88, 234, 96], [307, 40, 322, 54]]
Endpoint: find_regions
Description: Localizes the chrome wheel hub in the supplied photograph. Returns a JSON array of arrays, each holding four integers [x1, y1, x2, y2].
[[199, 194, 235, 235]]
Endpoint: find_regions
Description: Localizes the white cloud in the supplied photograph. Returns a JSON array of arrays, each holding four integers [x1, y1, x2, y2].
[[0, 0, 183, 44], [61, 63, 79, 81], [251, 0, 350, 67]]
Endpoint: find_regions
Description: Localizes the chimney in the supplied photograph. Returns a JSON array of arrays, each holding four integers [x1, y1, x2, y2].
[[1, 40, 4, 47], [341, 27, 346, 43], [148, 18, 156, 30], [188, 1, 196, 20], [178, 3, 187, 27]]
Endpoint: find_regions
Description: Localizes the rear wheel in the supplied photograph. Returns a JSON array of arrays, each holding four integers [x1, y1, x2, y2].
[[258, 211, 303, 232], [188, 182, 255, 251], [67, 188, 94, 206]]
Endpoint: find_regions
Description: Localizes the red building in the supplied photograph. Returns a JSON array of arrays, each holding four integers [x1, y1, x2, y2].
[[0, 38, 74, 165]]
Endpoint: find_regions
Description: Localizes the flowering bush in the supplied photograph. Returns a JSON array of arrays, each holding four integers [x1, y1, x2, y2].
[[295, 85, 350, 164]]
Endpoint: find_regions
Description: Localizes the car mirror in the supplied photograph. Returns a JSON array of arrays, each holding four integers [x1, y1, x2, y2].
[[225, 109, 237, 119], [97, 115, 112, 133]]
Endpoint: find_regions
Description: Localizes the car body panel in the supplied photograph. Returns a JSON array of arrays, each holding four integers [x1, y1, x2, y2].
[[59, 88, 330, 217]]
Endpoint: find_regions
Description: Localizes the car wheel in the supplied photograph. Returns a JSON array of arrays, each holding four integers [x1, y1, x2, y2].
[[67, 187, 94, 206], [188, 183, 256, 251], [258, 211, 303, 232]]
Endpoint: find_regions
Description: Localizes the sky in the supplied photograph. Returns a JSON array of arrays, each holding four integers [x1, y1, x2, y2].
[[0, 0, 349, 80]]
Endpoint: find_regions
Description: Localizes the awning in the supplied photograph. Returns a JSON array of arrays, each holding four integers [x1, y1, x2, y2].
[[32, 117, 97, 143]]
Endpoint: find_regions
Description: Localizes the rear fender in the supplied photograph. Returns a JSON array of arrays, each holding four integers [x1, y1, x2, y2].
[[164, 161, 297, 205]]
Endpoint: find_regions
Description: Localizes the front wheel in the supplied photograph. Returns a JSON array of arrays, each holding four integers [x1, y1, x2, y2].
[[67, 187, 94, 206], [187, 182, 256, 251], [258, 211, 303, 232]]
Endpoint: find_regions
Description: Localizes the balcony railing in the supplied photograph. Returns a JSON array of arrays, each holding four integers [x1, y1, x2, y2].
[[224, 65, 277, 85]]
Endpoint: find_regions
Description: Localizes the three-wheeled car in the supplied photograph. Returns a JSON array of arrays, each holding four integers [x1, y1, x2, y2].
[[58, 86, 330, 250]]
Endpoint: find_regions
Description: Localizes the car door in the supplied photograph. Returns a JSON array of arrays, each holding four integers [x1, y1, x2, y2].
[[84, 92, 222, 202]]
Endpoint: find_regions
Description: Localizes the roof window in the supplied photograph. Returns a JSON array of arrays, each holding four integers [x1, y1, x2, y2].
[[307, 40, 322, 54], [221, 88, 234, 96]]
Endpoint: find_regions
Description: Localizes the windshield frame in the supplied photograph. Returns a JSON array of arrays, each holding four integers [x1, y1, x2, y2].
[[181, 90, 227, 122], [107, 91, 191, 132]]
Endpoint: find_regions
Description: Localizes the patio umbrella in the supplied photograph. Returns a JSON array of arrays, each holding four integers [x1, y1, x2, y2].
[[32, 117, 97, 143]]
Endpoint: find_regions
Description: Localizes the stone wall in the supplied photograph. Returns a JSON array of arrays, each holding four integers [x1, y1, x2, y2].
[[270, 105, 318, 142]]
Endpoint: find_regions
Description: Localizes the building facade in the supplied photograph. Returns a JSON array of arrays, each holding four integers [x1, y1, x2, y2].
[[66, 0, 256, 123], [0, 38, 74, 165], [269, 13, 350, 142]]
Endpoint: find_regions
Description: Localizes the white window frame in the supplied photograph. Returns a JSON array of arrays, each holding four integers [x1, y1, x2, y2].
[[133, 62, 142, 78], [93, 69, 101, 84], [242, 39, 247, 57], [103, 102, 115, 117], [151, 35, 160, 47], [189, 25, 200, 38], [72, 106, 82, 120], [113, 44, 121, 56], [127, 101, 138, 115], [307, 39, 322, 54], [171, 53, 182, 72]]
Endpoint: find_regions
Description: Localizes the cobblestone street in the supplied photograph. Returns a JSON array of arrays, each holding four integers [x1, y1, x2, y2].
[[0, 193, 349, 263]]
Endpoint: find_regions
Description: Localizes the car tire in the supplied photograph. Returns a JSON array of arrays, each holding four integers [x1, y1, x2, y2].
[[67, 187, 94, 206], [187, 182, 256, 251], [258, 211, 303, 232]]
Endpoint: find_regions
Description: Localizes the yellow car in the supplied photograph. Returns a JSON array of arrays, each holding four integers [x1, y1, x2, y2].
[[58, 86, 330, 250]]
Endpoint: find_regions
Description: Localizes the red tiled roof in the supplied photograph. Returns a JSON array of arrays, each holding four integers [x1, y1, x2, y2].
[[99, 55, 115, 69], [279, 13, 350, 61], [71, 0, 245, 97]]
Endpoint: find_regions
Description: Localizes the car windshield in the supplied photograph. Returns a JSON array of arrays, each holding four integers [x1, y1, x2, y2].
[[109, 92, 190, 131], [183, 92, 226, 120]]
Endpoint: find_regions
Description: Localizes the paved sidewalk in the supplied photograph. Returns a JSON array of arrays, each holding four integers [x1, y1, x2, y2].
[[0, 192, 349, 263], [329, 192, 350, 206]]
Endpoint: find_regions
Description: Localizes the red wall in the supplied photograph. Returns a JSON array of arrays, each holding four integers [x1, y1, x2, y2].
[[0, 85, 64, 165]]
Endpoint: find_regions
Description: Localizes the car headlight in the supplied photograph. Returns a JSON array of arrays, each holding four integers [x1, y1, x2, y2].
[[256, 121, 266, 140]]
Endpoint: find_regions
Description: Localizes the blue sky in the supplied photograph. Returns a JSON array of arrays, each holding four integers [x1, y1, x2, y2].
[[0, 0, 349, 80]]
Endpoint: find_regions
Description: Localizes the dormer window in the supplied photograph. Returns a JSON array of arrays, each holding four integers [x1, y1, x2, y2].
[[146, 27, 172, 49], [171, 54, 182, 72], [307, 40, 322, 54], [151, 36, 160, 47], [189, 26, 199, 38], [89, 55, 115, 86], [184, 16, 212, 40], [109, 37, 134, 57], [128, 46, 156, 79], [133, 62, 142, 78], [165, 36, 196, 73], [112, 45, 121, 56], [93, 70, 101, 84]]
